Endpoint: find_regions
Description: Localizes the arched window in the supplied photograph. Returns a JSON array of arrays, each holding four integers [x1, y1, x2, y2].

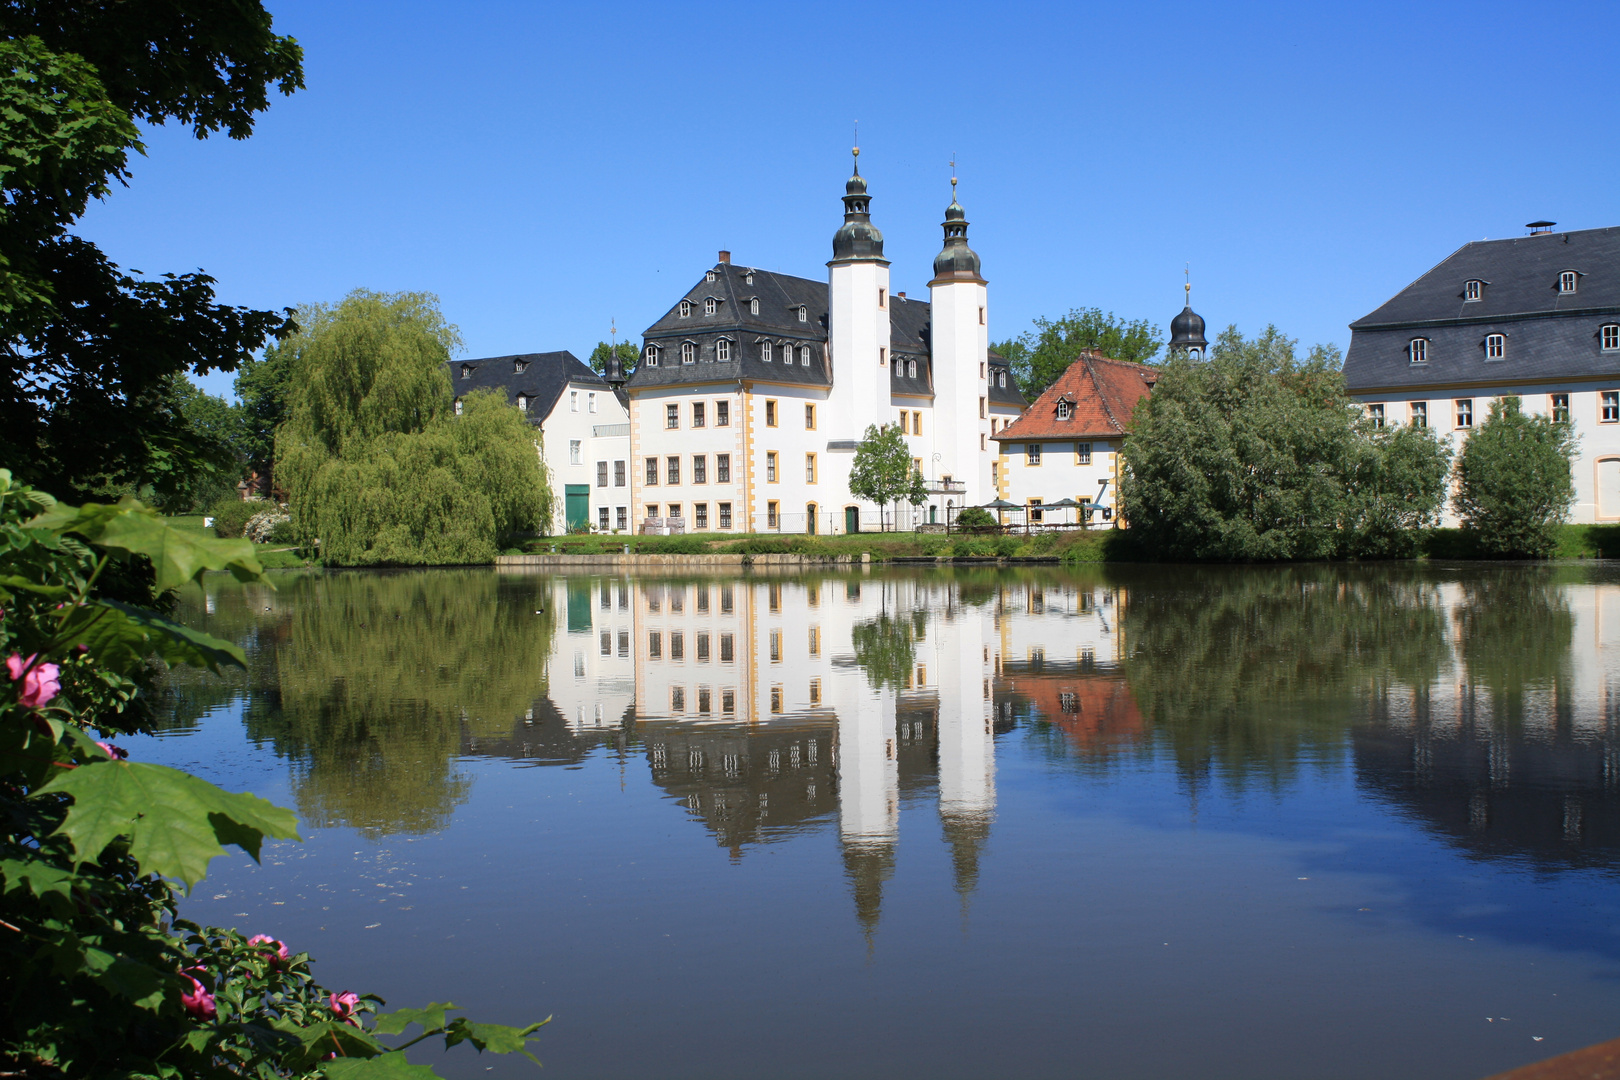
[[705, 270, 716, 283], [744, 272, 754, 285], [1465, 280, 1483, 302], [1056, 399, 1073, 420], [783, 346, 794, 367], [908, 359, 917, 378], [516, 394, 528, 412], [679, 300, 691, 317], [716, 339, 731, 362], [1602, 325, 1620, 352], [1409, 338, 1428, 364], [1560, 270, 1579, 293], [798, 305, 807, 322], [459, 364, 472, 379], [800, 346, 811, 365], [998, 371, 1007, 388], [750, 298, 760, 315], [760, 341, 772, 362], [1485, 333, 1505, 360], [704, 297, 716, 316], [645, 344, 660, 367], [681, 342, 696, 364]]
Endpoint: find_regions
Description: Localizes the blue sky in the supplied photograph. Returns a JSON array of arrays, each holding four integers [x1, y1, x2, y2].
[[78, 0, 1620, 400]]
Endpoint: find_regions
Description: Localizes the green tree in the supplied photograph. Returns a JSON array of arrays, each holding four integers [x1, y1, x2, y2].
[[163, 375, 246, 512], [1452, 396, 1577, 558], [848, 423, 927, 531], [234, 324, 305, 493], [0, 8, 302, 504], [992, 307, 1163, 398], [277, 290, 553, 564], [1120, 325, 1452, 561], [587, 339, 638, 376]]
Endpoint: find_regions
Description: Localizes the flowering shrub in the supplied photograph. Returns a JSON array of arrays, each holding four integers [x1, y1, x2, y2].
[[244, 508, 293, 544], [0, 471, 545, 1076]]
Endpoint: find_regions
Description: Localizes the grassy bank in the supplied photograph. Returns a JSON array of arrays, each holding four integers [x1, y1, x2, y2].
[[1423, 523, 1620, 560], [519, 529, 1132, 563], [164, 515, 321, 569]]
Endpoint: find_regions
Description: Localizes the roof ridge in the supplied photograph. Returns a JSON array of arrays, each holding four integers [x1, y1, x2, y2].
[[1085, 354, 1127, 435]]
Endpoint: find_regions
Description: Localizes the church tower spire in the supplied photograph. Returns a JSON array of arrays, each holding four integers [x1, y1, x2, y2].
[[1169, 267, 1208, 359], [830, 146, 886, 264], [932, 172, 982, 281], [826, 143, 892, 455], [928, 161, 991, 513]]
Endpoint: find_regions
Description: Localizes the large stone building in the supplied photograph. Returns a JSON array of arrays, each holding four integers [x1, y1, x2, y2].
[[1343, 223, 1620, 523], [624, 153, 1025, 535]]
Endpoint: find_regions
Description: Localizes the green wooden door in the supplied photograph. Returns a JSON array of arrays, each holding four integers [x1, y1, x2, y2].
[[844, 506, 860, 534], [565, 485, 590, 532]]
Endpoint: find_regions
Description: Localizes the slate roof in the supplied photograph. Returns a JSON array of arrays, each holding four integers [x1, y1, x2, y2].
[[1344, 226, 1620, 393], [987, 348, 1026, 409], [446, 351, 607, 424], [992, 353, 1155, 441]]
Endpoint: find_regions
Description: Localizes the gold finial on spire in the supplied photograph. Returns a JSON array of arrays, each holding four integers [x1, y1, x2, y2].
[[1184, 264, 1191, 301]]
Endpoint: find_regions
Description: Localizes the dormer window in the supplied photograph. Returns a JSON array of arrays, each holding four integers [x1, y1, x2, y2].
[[679, 300, 691, 318], [1603, 325, 1620, 352], [460, 364, 472, 379], [681, 342, 696, 364], [716, 338, 731, 362], [705, 270, 716, 283], [1560, 270, 1580, 293], [645, 344, 660, 367], [761, 341, 772, 362], [1485, 333, 1506, 360], [749, 297, 759, 315], [1464, 280, 1483, 302], [453, 398, 463, 415], [798, 305, 807, 322], [783, 346, 794, 367], [1409, 338, 1428, 364], [1056, 398, 1073, 420], [744, 272, 754, 286], [998, 371, 1007, 388], [704, 297, 716, 316], [517, 394, 529, 412], [513, 358, 527, 374], [908, 359, 917, 378], [800, 346, 810, 366]]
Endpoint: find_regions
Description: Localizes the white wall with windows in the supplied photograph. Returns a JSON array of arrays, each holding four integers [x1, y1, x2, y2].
[[1353, 386, 1620, 524], [531, 380, 630, 535], [996, 438, 1123, 526]]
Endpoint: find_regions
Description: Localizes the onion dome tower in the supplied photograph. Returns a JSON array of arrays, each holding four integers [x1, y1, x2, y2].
[[830, 149, 886, 263], [1169, 273, 1208, 359], [932, 176, 983, 281]]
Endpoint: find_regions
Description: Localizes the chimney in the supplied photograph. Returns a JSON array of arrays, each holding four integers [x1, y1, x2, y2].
[[896, 291, 906, 301], [717, 250, 731, 264]]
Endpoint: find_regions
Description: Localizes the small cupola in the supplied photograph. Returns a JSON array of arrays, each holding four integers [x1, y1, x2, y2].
[[931, 175, 983, 282], [1169, 277, 1208, 358], [830, 147, 886, 263]]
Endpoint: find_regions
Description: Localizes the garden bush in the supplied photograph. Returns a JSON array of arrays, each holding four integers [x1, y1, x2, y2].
[[244, 508, 292, 544], [208, 495, 261, 539], [952, 507, 998, 532]]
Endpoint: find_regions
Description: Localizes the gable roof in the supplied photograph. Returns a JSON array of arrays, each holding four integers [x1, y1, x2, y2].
[[1343, 226, 1620, 393], [446, 351, 607, 423], [993, 352, 1155, 441]]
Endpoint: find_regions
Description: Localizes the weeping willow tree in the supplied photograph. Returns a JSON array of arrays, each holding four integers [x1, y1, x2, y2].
[[276, 289, 552, 564]]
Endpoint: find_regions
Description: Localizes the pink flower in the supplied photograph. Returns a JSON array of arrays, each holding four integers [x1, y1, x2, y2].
[[96, 742, 128, 761], [329, 991, 361, 1025], [181, 973, 216, 1021], [248, 934, 289, 963], [6, 654, 60, 710]]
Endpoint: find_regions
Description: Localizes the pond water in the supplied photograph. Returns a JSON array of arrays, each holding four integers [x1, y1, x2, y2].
[[134, 563, 1620, 1080]]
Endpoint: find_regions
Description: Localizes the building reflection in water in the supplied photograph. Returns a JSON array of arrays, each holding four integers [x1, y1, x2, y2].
[[513, 569, 1129, 940]]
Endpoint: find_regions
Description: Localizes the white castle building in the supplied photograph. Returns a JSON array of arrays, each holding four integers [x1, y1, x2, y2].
[[621, 152, 1027, 535]]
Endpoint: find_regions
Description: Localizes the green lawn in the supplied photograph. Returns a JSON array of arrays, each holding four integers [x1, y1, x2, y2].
[[520, 528, 1125, 563]]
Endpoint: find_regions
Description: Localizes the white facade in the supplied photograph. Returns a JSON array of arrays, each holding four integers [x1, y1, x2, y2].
[[998, 437, 1124, 525], [536, 382, 631, 534], [1355, 387, 1620, 525]]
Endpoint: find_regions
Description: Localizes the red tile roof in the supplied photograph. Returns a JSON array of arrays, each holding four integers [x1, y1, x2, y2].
[[992, 352, 1156, 442]]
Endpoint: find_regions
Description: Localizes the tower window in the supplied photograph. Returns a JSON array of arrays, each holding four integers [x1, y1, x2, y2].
[[1464, 280, 1483, 302], [879, 288, 886, 308], [979, 306, 986, 325], [679, 300, 691, 317], [1603, 325, 1620, 351], [761, 341, 772, 362], [806, 453, 817, 483], [1409, 338, 1428, 364], [1485, 334, 1505, 360], [879, 347, 886, 366], [704, 297, 716, 316], [717, 338, 731, 362], [681, 342, 696, 364], [750, 297, 759, 315], [1560, 271, 1579, 293], [766, 452, 778, 482], [798, 306, 807, 322], [645, 344, 660, 367], [805, 403, 816, 429]]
